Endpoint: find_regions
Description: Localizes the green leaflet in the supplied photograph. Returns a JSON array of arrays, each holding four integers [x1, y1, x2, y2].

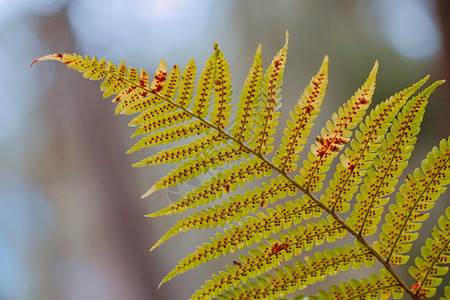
[[115, 59, 167, 114], [296, 61, 378, 193], [347, 80, 443, 236], [113, 68, 151, 114], [230, 45, 263, 142], [149, 175, 299, 252], [248, 32, 288, 155], [192, 46, 217, 118], [408, 207, 450, 298], [374, 134, 450, 265], [175, 58, 197, 107], [128, 102, 175, 127], [211, 46, 233, 130], [128, 64, 190, 137], [322, 76, 429, 213], [272, 55, 329, 173], [132, 133, 227, 166], [131, 110, 192, 137], [158, 196, 319, 285], [146, 156, 272, 212], [312, 269, 404, 300], [191, 216, 347, 299], [126, 120, 210, 155], [212, 241, 375, 300], [151, 143, 249, 191]]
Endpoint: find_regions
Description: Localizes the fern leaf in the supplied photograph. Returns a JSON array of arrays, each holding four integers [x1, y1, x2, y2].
[[192, 47, 217, 118], [408, 207, 450, 298], [373, 134, 450, 265], [157, 196, 320, 285], [113, 68, 152, 114], [150, 176, 300, 252], [296, 61, 378, 192], [115, 59, 167, 114], [126, 120, 210, 155], [191, 215, 346, 299], [129, 66, 185, 137], [230, 45, 264, 142], [175, 58, 197, 107], [209, 241, 374, 300], [126, 56, 195, 126], [347, 80, 443, 236], [322, 76, 429, 213], [128, 102, 174, 127], [151, 143, 249, 191], [248, 32, 288, 155], [272, 55, 329, 173], [131, 111, 191, 137], [312, 269, 404, 300], [34, 36, 449, 299], [132, 133, 227, 166], [211, 45, 233, 130], [147, 157, 272, 214]]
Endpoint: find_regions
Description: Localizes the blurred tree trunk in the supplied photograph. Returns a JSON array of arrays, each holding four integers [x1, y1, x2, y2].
[[34, 8, 169, 300]]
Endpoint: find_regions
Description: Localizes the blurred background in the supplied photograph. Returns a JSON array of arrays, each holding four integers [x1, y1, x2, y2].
[[1, 0, 449, 299]]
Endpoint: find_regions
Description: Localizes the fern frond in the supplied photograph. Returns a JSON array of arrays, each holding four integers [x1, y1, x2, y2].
[[322, 76, 429, 213], [175, 58, 197, 107], [150, 176, 300, 252], [296, 61, 378, 193], [191, 215, 346, 299], [126, 120, 210, 155], [230, 45, 263, 142], [347, 80, 443, 236], [132, 133, 227, 166], [311, 269, 404, 300], [131, 110, 192, 137], [127, 58, 195, 128], [151, 143, 249, 191], [210, 241, 375, 300], [158, 196, 320, 285], [128, 102, 173, 127], [272, 55, 329, 173], [192, 47, 217, 118], [373, 134, 450, 265], [129, 65, 183, 137], [115, 59, 168, 114], [248, 32, 288, 155], [211, 45, 233, 130], [147, 157, 272, 215], [34, 35, 449, 299], [408, 207, 450, 298]]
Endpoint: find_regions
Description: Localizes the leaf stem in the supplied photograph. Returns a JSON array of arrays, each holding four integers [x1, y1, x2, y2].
[[122, 78, 418, 298]]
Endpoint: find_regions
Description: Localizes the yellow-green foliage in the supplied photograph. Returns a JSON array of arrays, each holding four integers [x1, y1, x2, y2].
[[34, 32, 449, 299]]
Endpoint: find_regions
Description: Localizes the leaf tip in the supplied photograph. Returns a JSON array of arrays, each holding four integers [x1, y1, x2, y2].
[[30, 59, 39, 68], [141, 185, 157, 198], [372, 60, 379, 73], [31, 53, 64, 67]]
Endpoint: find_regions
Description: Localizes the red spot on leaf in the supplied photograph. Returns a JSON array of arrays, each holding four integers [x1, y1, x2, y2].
[[232, 260, 242, 267], [411, 282, 421, 290], [269, 242, 289, 256]]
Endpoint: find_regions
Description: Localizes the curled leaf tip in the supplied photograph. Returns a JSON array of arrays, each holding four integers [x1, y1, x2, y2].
[[30, 59, 39, 68]]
